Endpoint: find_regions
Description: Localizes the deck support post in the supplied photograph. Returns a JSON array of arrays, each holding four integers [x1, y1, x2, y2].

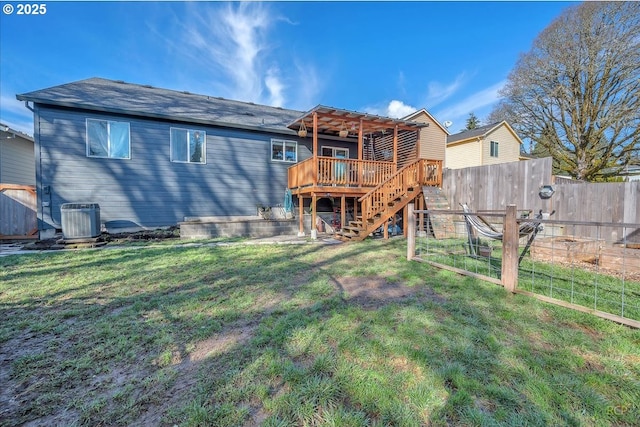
[[407, 203, 416, 260], [403, 203, 408, 237], [298, 196, 305, 236], [384, 217, 389, 239], [353, 197, 358, 221], [502, 204, 518, 292], [340, 195, 346, 232], [418, 194, 425, 234], [311, 194, 318, 239]]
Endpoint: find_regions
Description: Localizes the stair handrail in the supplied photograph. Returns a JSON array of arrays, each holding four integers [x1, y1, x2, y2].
[[357, 159, 425, 228], [357, 159, 422, 202]]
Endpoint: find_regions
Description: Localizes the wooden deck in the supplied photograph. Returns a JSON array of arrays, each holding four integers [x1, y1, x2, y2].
[[288, 158, 443, 239], [288, 156, 396, 197], [285, 106, 443, 239], [288, 157, 442, 195]]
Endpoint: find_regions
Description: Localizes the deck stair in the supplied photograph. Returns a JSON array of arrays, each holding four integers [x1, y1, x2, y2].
[[335, 159, 441, 241], [422, 186, 455, 239]]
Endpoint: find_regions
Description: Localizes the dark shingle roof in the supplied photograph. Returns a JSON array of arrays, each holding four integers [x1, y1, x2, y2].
[[447, 122, 502, 144], [17, 77, 303, 135], [0, 122, 33, 141]]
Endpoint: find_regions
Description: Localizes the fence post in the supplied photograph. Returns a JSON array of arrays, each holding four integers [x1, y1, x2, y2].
[[407, 203, 416, 260], [502, 204, 518, 292]]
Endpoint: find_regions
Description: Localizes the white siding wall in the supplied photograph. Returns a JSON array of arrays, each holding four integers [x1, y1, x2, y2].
[[445, 139, 482, 169], [0, 137, 35, 185], [482, 126, 522, 165]]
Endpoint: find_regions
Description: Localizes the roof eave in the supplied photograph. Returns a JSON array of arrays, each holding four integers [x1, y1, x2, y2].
[[0, 121, 34, 141], [402, 108, 450, 135], [447, 136, 482, 145], [17, 96, 298, 136]]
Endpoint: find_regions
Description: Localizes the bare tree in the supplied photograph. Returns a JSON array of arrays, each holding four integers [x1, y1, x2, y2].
[[490, 2, 640, 181]]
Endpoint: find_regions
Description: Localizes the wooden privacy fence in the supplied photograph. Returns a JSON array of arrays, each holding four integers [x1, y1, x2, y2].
[[550, 181, 640, 240], [0, 184, 37, 239], [442, 157, 554, 214], [442, 158, 639, 241], [407, 203, 640, 329]]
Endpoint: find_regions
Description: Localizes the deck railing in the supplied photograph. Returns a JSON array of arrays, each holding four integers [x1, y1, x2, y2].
[[359, 159, 442, 223], [288, 157, 396, 189]]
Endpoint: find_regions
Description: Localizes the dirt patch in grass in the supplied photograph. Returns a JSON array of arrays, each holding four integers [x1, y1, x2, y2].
[[335, 276, 446, 309], [0, 325, 156, 426], [0, 332, 63, 424], [1, 317, 259, 427], [135, 325, 256, 426]]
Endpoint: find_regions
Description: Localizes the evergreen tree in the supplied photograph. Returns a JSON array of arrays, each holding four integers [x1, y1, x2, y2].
[[464, 112, 480, 130]]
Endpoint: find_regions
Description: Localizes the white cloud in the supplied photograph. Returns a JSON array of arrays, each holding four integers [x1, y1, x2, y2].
[[364, 100, 417, 119], [0, 93, 31, 118], [177, 2, 271, 103], [387, 100, 417, 118], [290, 60, 321, 111], [397, 71, 407, 97], [425, 73, 467, 107], [435, 80, 505, 128], [152, 2, 320, 109], [216, 3, 271, 102], [265, 67, 285, 108]]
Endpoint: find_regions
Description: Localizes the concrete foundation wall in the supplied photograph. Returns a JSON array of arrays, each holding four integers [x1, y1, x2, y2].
[[180, 215, 312, 239]]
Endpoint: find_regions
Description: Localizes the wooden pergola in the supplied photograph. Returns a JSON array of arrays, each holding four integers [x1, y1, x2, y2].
[[288, 105, 426, 163], [286, 105, 435, 237]]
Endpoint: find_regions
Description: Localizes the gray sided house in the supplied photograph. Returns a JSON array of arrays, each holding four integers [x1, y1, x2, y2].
[[17, 78, 320, 238]]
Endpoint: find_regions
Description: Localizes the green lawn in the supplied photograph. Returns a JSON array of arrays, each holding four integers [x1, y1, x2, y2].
[[417, 237, 640, 322], [1, 239, 639, 426]]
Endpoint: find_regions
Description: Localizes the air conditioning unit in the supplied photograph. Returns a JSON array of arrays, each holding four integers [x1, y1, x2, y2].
[[60, 203, 101, 239]]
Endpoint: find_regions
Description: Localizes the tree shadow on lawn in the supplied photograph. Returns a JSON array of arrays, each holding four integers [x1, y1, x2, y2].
[[1, 240, 637, 426], [1, 241, 365, 425]]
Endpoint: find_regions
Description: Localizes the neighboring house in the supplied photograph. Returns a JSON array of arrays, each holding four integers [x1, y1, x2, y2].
[[17, 77, 445, 239], [403, 109, 448, 163], [0, 123, 35, 185], [621, 166, 640, 182], [598, 165, 640, 182], [445, 121, 523, 169]]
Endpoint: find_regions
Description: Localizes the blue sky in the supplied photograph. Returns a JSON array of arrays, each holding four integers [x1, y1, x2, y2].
[[1, 1, 574, 135]]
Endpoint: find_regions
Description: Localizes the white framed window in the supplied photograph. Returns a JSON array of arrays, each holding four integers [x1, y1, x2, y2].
[[321, 146, 349, 158], [271, 139, 297, 162], [86, 119, 130, 159], [171, 127, 206, 164], [490, 141, 499, 157]]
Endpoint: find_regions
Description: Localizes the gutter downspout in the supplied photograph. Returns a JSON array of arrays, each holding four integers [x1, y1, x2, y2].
[[27, 101, 62, 235]]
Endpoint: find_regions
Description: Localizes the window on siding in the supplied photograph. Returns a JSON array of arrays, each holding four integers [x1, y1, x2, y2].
[[171, 128, 206, 164], [321, 146, 349, 158], [86, 119, 130, 159], [490, 141, 499, 157], [271, 139, 297, 162]]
